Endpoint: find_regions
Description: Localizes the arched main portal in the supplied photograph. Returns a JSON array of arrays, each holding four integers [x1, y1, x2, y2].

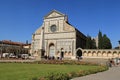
[[49, 43, 55, 57], [76, 48, 82, 57]]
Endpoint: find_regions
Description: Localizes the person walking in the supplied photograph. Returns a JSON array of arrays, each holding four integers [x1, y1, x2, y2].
[[108, 58, 112, 67]]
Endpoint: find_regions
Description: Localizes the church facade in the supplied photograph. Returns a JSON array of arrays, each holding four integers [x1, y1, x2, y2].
[[31, 10, 86, 60]]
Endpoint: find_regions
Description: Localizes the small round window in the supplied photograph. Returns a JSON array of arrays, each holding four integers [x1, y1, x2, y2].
[[50, 25, 56, 32]]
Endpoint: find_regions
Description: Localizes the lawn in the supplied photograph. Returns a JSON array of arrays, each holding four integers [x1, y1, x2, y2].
[[0, 63, 102, 80]]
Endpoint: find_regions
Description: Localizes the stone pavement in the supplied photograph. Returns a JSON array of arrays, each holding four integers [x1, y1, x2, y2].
[[72, 66, 120, 80]]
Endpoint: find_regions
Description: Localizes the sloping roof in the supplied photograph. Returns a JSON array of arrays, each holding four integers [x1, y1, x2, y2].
[[75, 28, 87, 39], [34, 24, 44, 34], [64, 21, 75, 31], [0, 40, 25, 46], [35, 27, 42, 34], [44, 10, 66, 19]]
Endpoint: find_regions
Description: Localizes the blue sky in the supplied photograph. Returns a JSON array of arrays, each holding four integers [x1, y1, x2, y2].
[[0, 0, 120, 48]]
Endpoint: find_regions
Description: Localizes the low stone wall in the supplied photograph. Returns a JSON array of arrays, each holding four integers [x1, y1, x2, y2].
[[82, 49, 120, 58]]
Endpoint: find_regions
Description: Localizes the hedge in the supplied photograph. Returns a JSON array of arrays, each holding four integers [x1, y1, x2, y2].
[[33, 60, 108, 80]]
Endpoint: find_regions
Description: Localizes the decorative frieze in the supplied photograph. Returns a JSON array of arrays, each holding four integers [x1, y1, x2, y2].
[[45, 32, 75, 39]]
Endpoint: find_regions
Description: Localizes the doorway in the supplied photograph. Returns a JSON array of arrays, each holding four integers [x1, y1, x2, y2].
[[49, 43, 55, 57]]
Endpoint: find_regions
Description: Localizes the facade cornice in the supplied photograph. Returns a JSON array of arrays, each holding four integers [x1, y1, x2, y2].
[[44, 31, 75, 34], [44, 10, 66, 19]]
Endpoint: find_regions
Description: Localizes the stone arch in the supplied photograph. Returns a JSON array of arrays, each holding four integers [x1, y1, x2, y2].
[[88, 51, 91, 53], [97, 51, 101, 53], [83, 51, 87, 53], [113, 51, 117, 53], [97, 51, 102, 57], [83, 51, 87, 56], [88, 51, 92, 56], [49, 43, 55, 57], [107, 51, 111, 53], [107, 51, 112, 57], [102, 51, 107, 57], [92, 51, 97, 57], [113, 51, 118, 57], [76, 48, 82, 57], [102, 51, 106, 53]]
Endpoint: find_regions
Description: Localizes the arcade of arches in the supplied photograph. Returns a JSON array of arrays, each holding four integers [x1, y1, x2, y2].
[[79, 48, 120, 58]]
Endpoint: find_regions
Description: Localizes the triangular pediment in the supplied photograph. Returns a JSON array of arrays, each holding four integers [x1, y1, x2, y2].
[[44, 10, 65, 19]]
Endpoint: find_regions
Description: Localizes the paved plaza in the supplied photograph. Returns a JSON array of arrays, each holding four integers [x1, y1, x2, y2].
[[72, 66, 120, 80]]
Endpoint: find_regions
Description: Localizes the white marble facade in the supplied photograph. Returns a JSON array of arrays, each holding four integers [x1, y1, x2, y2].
[[31, 10, 86, 60]]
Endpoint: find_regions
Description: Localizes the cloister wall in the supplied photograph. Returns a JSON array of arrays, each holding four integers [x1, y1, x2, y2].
[[78, 48, 120, 58]]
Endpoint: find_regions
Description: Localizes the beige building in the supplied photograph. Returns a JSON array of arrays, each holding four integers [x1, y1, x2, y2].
[[31, 10, 86, 60], [92, 36, 98, 48]]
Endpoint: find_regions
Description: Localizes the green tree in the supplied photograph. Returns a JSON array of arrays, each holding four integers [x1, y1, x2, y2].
[[102, 34, 112, 49], [98, 31, 112, 49], [98, 31, 103, 49]]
